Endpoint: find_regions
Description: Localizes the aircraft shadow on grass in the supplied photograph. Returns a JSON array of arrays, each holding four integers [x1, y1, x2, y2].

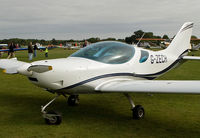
[[0, 92, 129, 123], [0, 92, 199, 137]]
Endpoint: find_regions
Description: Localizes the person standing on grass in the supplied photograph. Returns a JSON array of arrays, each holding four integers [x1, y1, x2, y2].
[[45, 47, 48, 58], [28, 42, 33, 61], [7, 43, 15, 59], [0, 46, 3, 58], [33, 44, 38, 57]]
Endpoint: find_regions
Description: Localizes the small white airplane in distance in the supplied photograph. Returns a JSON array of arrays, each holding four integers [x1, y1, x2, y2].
[[57, 43, 81, 50], [1, 22, 200, 125], [0, 44, 8, 47]]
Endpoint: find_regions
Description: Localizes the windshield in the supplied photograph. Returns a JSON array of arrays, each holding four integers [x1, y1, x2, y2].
[[71, 41, 135, 64]]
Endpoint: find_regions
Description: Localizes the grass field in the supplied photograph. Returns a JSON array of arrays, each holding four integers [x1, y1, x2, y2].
[[0, 48, 200, 138]]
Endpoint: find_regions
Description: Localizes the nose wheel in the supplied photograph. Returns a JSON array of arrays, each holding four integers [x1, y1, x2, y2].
[[44, 111, 62, 125], [41, 95, 62, 125]]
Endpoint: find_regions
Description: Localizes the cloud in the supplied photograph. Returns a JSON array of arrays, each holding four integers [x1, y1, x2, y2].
[[0, 0, 199, 39]]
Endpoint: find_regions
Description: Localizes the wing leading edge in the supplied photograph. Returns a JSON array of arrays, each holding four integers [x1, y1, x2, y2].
[[182, 56, 200, 60], [95, 80, 200, 94], [0, 48, 28, 52]]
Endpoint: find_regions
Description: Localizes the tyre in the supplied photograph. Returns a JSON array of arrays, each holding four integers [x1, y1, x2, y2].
[[132, 105, 145, 119], [67, 95, 79, 106], [44, 111, 62, 125]]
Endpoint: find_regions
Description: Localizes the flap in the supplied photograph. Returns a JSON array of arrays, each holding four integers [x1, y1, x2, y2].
[[95, 80, 200, 94]]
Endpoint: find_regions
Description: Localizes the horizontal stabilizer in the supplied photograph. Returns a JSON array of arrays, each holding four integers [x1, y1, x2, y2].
[[95, 80, 200, 94]]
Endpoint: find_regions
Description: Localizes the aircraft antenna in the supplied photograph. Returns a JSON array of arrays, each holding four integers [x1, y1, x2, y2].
[[136, 33, 145, 46]]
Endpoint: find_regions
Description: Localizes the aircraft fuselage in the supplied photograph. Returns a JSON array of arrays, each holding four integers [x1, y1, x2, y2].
[[27, 46, 185, 95]]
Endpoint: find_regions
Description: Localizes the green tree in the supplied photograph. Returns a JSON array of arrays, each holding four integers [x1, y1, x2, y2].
[[118, 39, 125, 42], [51, 38, 57, 45], [134, 30, 144, 38], [162, 34, 169, 39], [102, 38, 116, 41], [125, 35, 136, 44], [87, 37, 100, 43], [191, 35, 198, 39], [40, 39, 46, 45], [144, 32, 153, 38]]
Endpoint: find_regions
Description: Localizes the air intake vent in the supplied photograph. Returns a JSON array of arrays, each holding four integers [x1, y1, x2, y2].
[[28, 77, 38, 82]]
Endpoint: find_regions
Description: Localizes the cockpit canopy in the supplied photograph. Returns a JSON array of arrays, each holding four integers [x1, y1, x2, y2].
[[71, 41, 135, 64]]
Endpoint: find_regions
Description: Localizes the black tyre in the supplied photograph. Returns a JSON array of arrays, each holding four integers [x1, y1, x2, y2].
[[67, 95, 79, 106], [45, 111, 62, 125], [132, 105, 145, 119]]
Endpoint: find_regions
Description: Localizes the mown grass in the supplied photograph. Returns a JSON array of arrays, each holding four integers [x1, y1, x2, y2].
[[0, 48, 200, 138]]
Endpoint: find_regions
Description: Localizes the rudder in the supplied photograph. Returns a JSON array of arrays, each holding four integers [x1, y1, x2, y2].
[[165, 22, 193, 57]]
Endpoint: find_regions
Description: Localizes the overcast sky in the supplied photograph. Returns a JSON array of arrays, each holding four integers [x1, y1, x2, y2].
[[0, 0, 199, 40]]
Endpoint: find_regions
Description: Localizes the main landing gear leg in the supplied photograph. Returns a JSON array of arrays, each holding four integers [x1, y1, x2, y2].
[[41, 95, 62, 125], [123, 93, 145, 119]]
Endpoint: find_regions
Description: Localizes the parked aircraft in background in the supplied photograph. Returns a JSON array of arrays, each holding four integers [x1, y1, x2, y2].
[[0, 43, 27, 52], [0, 43, 51, 52], [0, 22, 200, 125], [191, 43, 200, 51], [0, 44, 8, 47], [57, 43, 81, 50]]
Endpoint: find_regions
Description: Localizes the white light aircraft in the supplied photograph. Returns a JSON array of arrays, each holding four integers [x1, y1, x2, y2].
[[0, 44, 8, 47], [0, 22, 200, 125]]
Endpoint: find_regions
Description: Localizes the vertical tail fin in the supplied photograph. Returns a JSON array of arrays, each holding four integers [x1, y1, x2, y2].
[[165, 22, 193, 56]]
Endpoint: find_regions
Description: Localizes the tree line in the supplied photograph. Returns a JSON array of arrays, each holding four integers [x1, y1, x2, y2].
[[0, 30, 199, 46], [0, 38, 122, 46]]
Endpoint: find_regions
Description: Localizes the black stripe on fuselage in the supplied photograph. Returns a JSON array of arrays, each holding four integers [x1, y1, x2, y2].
[[58, 50, 188, 90], [62, 73, 138, 89]]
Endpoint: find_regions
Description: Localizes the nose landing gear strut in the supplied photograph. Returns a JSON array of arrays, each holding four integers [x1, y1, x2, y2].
[[41, 95, 62, 125]]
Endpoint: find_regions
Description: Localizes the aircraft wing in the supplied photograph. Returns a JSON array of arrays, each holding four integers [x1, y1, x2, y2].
[[182, 56, 200, 60], [0, 49, 9, 52], [0, 58, 30, 74], [14, 48, 28, 51], [0, 48, 28, 52], [95, 80, 200, 94]]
